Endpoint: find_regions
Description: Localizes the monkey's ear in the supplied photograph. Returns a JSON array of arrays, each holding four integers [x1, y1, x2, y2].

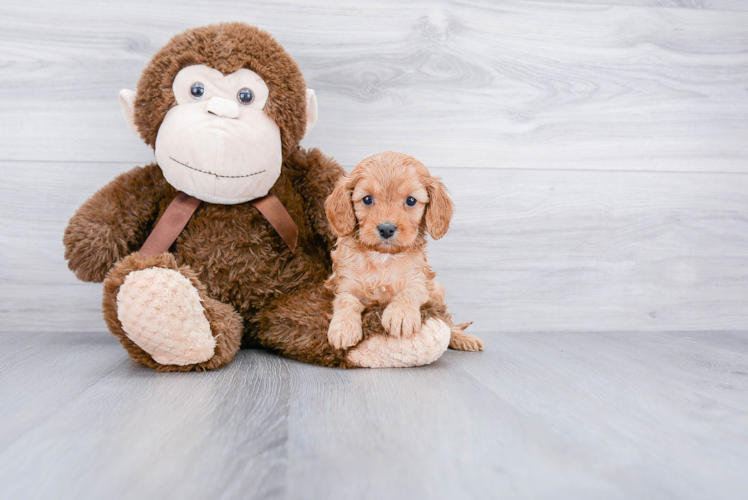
[[325, 175, 357, 238], [425, 177, 454, 240], [304, 89, 318, 137], [119, 89, 139, 136]]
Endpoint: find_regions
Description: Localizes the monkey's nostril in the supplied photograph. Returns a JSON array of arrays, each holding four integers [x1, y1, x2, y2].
[[377, 223, 397, 240]]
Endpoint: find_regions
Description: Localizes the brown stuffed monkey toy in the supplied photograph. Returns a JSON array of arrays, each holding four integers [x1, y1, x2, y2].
[[63, 23, 453, 371]]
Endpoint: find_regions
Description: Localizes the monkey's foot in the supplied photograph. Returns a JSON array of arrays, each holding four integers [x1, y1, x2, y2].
[[104, 252, 243, 371], [346, 318, 450, 368], [117, 267, 216, 365]]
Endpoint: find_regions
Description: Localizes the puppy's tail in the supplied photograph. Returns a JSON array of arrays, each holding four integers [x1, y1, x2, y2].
[[448, 321, 483, 351], [441, 308, 482, 351], [450, 321, 472, 335]]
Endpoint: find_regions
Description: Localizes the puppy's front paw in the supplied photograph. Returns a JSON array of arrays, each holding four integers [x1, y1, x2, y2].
[[327, 312, 363, 350], [382, 302, 421, 338]]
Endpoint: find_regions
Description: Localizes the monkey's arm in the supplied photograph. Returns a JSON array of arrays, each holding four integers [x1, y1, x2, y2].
[[63, 164, 169, 283], [284, 147, 345, 250]]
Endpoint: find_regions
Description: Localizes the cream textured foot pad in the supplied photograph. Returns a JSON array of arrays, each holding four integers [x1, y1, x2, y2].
[[347, 318, 451, 368], [116, 267, 216, 365]]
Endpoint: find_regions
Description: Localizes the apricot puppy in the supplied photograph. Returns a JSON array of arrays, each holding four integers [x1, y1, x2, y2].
[[324, 151, 483, 352]]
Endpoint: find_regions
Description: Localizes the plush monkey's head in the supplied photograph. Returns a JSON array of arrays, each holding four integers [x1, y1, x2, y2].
[[119, 23, 318, 204]]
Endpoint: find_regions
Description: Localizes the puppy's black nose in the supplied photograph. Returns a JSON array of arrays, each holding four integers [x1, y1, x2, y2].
[[377, 223, 397, 240]]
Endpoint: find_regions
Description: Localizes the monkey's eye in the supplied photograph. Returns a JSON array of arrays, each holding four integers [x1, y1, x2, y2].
[[237, 88, 254, 105], [190, 82, 205, 99], [406, 196, 417, 207], [362, 195, 373, 206]]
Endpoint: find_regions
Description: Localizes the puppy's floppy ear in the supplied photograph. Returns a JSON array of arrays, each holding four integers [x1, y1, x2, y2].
[[325, 174, 357, 237], [425, 177, 454, 240]]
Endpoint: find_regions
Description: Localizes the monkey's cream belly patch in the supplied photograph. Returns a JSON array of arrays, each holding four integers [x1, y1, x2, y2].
[[116, 267, 215, 366]]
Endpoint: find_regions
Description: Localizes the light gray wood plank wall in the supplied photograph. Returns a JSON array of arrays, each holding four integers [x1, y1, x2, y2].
[[548, 0, 748, 11], [3, 162, 748, 333], [1, 0, 747, 333], [0, 0, 747, 171], [2, 2, 748, 499]]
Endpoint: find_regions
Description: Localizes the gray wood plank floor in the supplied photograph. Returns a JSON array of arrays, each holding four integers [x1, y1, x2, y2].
[[1, 0, 747, 498], [1, 329, 747, 499]]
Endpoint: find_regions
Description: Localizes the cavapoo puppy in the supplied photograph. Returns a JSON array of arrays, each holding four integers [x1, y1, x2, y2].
[[324, 151, 483, 352]]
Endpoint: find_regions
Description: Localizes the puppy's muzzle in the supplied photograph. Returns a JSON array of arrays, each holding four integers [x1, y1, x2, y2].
[[377, 223, 397, 240]]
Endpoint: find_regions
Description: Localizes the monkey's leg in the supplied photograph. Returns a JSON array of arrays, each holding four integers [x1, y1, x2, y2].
[[254, 283, 451, 368], [102, 252, 243, 372]]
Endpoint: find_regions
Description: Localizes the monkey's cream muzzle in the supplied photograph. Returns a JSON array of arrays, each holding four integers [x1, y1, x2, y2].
[[117, 65, 319, 251], [152, 65, 282, 204], [119, 64, 317, 205], [155, 96, 282, 204]]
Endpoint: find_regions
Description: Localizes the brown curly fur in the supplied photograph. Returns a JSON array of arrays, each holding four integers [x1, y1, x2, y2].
[[65, 148, 343, 367], [103, 252, 244, 371], [255, 283, 450, 368], [63, 23, 456, 370], [133, 22, 307, 159], [324, 152, 482, 351]]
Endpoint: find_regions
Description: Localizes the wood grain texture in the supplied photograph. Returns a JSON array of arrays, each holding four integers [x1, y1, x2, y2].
[[549, 0, 748, 11], [1, 330, 746, 499], [3, 161, 747, 333], [0, 334, 292, 499], [0, 0, 746, 171], [548, 0, 748, 11], [284, 330, 748, 499], [2, 1, 748, 498]]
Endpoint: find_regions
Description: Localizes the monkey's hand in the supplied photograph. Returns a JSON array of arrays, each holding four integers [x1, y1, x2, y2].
[[64, 221, 130, 283], [63, 165, 166, 282], [382, 301, 422, 338]]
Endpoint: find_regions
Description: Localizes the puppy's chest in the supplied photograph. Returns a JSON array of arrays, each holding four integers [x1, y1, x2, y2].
[[350, 252, 413, 301]]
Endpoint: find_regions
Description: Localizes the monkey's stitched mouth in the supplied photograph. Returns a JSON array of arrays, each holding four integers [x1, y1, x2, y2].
[[169, 157, 266, 179]]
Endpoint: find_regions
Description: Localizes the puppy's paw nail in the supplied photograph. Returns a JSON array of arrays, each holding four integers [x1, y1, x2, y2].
[[382, 312, 402, 337], [328, 313, 364, 350], [382, 302, 422, 338], [402, 310, 421, 338]]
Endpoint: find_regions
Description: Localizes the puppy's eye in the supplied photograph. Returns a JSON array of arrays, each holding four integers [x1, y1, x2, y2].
[[190, 82, 205, 99], [362, 195, 373, 206], [406, 196, 417, 207]]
